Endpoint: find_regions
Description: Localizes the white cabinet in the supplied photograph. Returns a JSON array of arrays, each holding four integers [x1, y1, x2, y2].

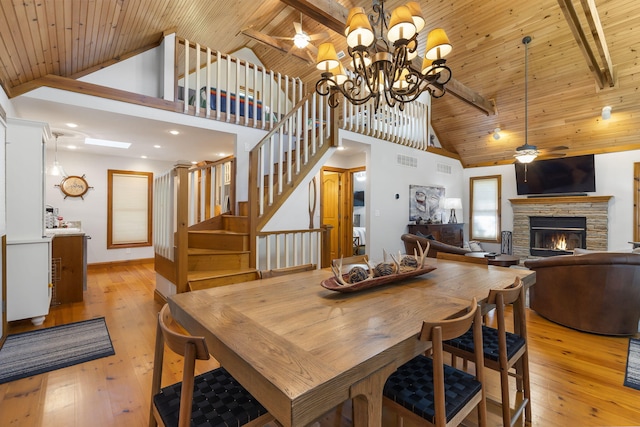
[[6, 240, 51, 324], [6, 118, 52, 324]]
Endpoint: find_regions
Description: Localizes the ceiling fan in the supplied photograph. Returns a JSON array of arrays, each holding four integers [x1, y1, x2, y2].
[[515, 36, 567, 164], [272, 14, 329, 57]]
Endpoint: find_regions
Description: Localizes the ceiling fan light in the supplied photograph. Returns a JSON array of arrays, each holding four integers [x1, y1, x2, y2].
[[405, 2, 425, 33], [316, 42, 340, 71], [387, 6, 416, 44], [493, 128, 501, 140], [425, 28, 452, 60], [515, 152, 537, 163], [346, 13, 374, 48], [293, 32, 310, 48], [602, 105, 612, 120]]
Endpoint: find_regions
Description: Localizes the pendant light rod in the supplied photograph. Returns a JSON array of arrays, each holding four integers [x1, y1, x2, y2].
[[52, 131, 63, 163], [523, 36, 531, 146]]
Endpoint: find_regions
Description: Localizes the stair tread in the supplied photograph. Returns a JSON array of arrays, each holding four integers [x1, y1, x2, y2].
[[188, 269, 257, 280], [188, 248, 250, 255], [189, 230, 248, 236]]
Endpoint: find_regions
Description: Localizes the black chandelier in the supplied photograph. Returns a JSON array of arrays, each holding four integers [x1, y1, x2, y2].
[[315, 0, 453, 111]]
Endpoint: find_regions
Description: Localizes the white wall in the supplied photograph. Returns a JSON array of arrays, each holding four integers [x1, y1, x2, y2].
[[45, 150, 174, 264], [80, 46, 163, 97], [463, 150, 640, 253]]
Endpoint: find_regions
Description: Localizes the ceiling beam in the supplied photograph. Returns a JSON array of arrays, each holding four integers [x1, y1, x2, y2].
[[579, 0, 614, 87], [281, 0, 495, 115], [557, 0, 608, 89]]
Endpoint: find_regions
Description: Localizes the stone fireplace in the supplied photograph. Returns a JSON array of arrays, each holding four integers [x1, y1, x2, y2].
[[510, 196, 612, 259], [529, 216, 586, 256]]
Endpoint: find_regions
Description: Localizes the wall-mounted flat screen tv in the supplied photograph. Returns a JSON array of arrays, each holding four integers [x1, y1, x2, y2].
[[353, 190, 365, 206], [515, 154, 596, 195]]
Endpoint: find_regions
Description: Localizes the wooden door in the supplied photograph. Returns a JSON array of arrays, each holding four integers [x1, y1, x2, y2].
[[321, 170, 341, 260]]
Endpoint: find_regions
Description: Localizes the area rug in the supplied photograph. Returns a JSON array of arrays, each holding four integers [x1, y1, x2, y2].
[[624, 338, 640, 390], [0, 317, 115, 384]]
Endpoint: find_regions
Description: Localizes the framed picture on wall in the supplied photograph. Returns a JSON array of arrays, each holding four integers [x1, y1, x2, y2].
[[409, 184, 445, 224]]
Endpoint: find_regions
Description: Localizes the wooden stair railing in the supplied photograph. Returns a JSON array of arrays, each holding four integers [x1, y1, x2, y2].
[[248, 92, 338, 268]]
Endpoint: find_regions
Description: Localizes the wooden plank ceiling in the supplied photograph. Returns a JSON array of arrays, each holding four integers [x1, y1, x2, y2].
[[0, 0, 638, 167]]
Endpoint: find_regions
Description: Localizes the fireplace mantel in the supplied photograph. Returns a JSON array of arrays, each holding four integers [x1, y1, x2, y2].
[[509, 195, 613, 205], [509, 195, 612, 258]]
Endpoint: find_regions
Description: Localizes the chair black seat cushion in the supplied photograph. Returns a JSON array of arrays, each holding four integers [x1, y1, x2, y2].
[[445, 325, 525, 362], [383, 355, 482, 423], [153, 367, 269, 427]]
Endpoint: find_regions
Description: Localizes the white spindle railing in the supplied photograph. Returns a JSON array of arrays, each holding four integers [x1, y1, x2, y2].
[[177, 37, 303, 130], [340, 96, 428, 149], [186, 158, 235, 225], [254, 92, 331, 218], [256, 229, 323, 271], [154, 169, 175, 261]]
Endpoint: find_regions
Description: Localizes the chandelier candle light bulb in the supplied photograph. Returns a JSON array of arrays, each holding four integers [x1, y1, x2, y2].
[[315, 0, 453, 111]]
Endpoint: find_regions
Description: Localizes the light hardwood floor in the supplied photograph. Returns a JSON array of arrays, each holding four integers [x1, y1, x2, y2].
[[1, 261, 639, 426]]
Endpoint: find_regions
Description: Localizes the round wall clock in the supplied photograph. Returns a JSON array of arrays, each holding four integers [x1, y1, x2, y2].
[[59, 175, 91, 199]]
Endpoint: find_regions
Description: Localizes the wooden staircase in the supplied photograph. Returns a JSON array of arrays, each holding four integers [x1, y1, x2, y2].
[[186, 202, 260, 291]]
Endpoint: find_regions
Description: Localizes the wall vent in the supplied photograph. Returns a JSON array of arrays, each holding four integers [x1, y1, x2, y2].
[[396, 154, 418, 168], [436, 162, 452, 175]]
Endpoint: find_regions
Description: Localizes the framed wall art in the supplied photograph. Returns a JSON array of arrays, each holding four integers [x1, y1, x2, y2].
[[409, 184, 445, 224]]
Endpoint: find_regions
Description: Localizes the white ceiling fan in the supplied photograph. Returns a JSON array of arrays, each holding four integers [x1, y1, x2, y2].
[[272, 13, 329, 56]]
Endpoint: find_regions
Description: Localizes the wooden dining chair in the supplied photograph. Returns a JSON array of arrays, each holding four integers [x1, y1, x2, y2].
[[436, 252, 488, 265], [383, 298, 487, 427], [259, 263, 316, 279], [443, 277, 531, 427], [149, 304, 276, 427]]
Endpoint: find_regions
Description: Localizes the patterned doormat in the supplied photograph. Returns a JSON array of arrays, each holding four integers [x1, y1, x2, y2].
[[0, 317, 115, 384], [624, 338, 640, 390]]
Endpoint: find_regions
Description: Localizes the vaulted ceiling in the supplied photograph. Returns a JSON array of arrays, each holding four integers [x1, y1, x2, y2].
[[0, 0, 638, 167]]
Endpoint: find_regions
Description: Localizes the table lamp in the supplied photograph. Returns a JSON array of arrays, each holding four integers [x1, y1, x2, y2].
[[444, 198, 462, 223]]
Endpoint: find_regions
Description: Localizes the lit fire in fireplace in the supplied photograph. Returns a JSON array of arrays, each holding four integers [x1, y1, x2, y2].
[[551, 234, 567, 251]]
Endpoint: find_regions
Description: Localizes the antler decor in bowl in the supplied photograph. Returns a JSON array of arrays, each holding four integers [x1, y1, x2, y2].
[[321, 241, 436, 293]]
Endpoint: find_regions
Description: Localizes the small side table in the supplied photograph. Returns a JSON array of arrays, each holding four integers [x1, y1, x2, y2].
[[465, 252, 521, 267]]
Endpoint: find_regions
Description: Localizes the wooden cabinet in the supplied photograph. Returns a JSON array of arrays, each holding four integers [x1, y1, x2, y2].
[[51, 234, 87, 304], [407, 223, 464, 247]]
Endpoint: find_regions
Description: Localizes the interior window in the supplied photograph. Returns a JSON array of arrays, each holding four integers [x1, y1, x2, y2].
[[469, 175, 501, 242], [107, 170, 153, 249]]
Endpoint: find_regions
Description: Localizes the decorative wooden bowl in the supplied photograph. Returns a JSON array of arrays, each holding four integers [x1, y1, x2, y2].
[[321, 266, 437, 293]]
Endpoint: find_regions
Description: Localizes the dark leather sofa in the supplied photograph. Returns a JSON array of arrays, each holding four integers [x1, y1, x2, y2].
[[401, 233, 470, 258], [524, 252, 640, 335]]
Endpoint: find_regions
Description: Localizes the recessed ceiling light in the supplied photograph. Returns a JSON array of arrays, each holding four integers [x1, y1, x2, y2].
[[67, 145, 77, 150], [337, 146, 346, 151], [154, 145, 161, 148], [84, 137, 131, 149], [66, 123, 78, 128], [218, 152, 227, 157], [169, 130, 180, 135], [191, 161, 198, 164], [141, 155, 148, 159]]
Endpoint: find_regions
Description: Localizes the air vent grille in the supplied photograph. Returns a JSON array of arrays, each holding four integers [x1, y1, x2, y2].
[[436, 162, 452, 175], [396, 154, 418, 168]]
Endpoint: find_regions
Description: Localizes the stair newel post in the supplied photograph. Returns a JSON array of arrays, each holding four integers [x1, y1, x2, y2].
[[248, 147, 260, 269], [175, 162, 191, 293]]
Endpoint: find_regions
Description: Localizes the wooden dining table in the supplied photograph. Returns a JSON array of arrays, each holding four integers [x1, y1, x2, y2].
[[167, 257, 536, 427]]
